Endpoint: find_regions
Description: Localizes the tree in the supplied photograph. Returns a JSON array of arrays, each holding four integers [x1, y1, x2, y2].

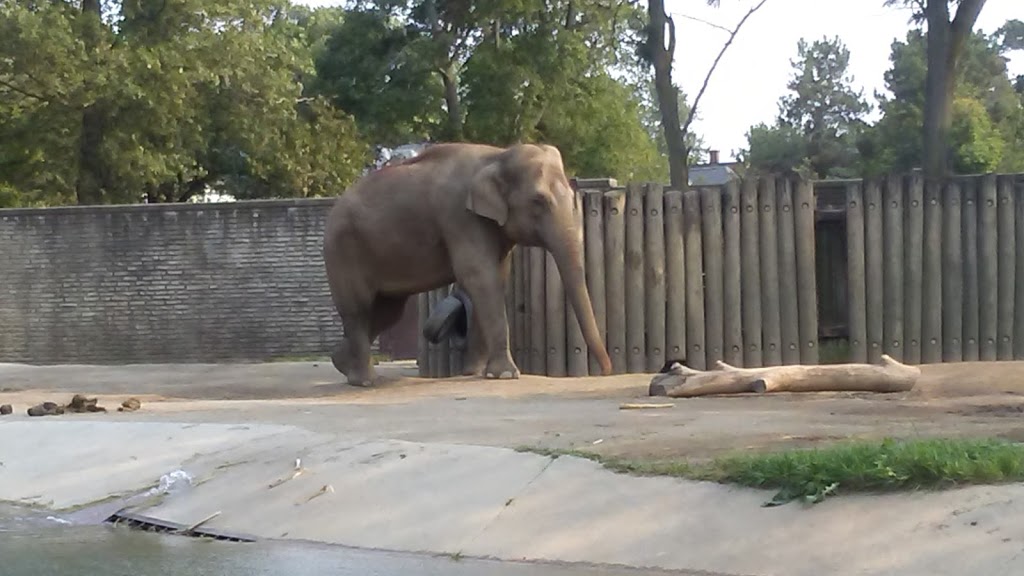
[[313, 8, 444, 147], [640, 0, 770, 188], [457, 0, 666, 180], [0, 0, 370, 206], [883, 0, 987, 179], [738, 122, 809, 175], [862, 26, 1023, 174], [742, 36, 871, 179]]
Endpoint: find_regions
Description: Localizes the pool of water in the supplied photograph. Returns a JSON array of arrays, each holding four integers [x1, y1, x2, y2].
[[0, 505, 675, 576]]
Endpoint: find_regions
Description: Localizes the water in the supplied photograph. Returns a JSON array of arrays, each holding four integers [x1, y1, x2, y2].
[[0, 506, 671, 576]]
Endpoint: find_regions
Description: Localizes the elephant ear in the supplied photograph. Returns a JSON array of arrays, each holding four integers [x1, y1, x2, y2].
[[466, 160, 507, 225]]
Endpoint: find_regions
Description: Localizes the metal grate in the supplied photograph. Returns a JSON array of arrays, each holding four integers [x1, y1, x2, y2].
[[104, 510, 257, 543]]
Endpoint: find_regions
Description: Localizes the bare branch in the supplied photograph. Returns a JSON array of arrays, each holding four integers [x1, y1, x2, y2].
[[681, 0, 771, 136], [670, 11, 731, 34], [948, 0, 987, 66]]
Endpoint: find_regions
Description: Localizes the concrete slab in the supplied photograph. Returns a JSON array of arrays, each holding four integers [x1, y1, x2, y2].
[[0, 420, 294, 509], [464, 455, 1024, 576], [140, 437, 554, 554]]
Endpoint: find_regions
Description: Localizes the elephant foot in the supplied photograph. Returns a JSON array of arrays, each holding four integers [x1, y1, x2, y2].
[[484, 355, 520, 380], [344, 366, 377, 387]]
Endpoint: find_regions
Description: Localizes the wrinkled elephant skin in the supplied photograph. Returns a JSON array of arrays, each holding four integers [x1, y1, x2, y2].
[[323, 142, 613, 386]]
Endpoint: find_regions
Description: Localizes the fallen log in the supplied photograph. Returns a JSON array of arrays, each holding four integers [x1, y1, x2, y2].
[[649, 354, 920, 398]]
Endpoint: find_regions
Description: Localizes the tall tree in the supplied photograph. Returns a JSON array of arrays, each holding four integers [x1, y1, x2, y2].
[[743, 36, 871, 178], [861, 25, 1023, 175], [883, 0, 987, 179]]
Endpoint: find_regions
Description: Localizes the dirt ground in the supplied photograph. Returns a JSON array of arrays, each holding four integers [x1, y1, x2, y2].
[[3, 360, 1024, 461]]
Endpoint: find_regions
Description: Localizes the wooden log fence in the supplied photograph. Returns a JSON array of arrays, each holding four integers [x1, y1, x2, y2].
[[845, 172, 1024, 365], [417, 171, 1024, 378]]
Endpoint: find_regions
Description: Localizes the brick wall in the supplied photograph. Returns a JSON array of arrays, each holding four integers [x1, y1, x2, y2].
[[0, 198, 355, 364]]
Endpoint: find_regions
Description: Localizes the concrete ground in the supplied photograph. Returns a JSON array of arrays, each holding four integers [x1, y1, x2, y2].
[[2, 360, 1024, 575]]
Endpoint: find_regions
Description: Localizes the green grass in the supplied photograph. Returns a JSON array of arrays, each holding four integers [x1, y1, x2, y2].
[[817, 337, 852, 364], [517, 437, 1024, 507]]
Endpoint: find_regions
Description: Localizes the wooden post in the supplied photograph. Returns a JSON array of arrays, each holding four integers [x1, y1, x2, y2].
[[978, 174, 998, 361], [740, 176, 762, 367], [997, 175, 1017, 360], [883, 174, 905, 361], [961, 177, 979, 361], [794, 177, 818, 364], [775, 177, 800, 365], [545, 249, 566, 377], [567, 191, 588, 377], [625, 183, 646, 373], [417, 291, 430, 377], [683, 189, 707, 370], [942, 180, 963, 362], [864, 178, 884, 364], [604, 190, 627, 373], [644, 183, 667, 373], [759, 177, 782, 366], [903, 173, 924, 365], [846, 182, 868, 364], [584, 190, 607, 375], [921, 179, 943, 363], [664, 190, 687, 364], [1014, 176, 1024, 360], [701, 186, 725, 369], [528, 247, 547, 374], [722, 180, 743, 366]]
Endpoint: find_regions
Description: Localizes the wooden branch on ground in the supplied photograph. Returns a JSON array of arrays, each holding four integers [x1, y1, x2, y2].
[[649, 354, 920, 398]]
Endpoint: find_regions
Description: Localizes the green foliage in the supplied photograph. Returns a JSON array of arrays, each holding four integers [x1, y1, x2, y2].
[[863, 27, 1024, 175], [0, 0, 370, 206], [520, 436, 1024, 508], [740, 122, 810, 176], [312, 8, 443, 147], [0, 0, 690, 206], [740, 36, 870, 179]]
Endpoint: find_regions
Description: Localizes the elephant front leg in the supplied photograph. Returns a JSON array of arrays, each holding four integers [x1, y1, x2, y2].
[[461, 311, 487, 376], [453, 252, 518, 380]]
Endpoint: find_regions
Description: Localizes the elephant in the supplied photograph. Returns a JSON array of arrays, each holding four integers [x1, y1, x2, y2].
[[322, 141, 614, 386]]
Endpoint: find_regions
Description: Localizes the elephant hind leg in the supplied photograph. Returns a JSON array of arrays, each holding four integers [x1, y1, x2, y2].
[[338, 295, 409, 387]]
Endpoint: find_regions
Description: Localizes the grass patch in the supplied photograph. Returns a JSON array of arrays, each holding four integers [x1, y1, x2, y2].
[[817, 337, 851, 364], [517, 437, 1024, 507]]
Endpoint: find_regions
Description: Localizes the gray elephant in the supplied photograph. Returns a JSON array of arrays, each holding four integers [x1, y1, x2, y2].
[[323, 142, 613, 386]]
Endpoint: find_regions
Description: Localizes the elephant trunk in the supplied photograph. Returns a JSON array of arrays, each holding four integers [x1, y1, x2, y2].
[[546, 226, 614, 376]]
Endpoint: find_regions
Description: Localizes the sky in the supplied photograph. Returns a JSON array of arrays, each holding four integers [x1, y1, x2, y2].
[[294, 0, 1023, 162]]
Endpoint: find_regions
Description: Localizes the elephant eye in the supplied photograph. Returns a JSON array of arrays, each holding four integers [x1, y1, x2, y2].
[[531, 193, 552, 210]]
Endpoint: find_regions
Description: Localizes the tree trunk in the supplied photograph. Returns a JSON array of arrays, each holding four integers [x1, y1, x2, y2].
[[441, 65, 463, 141], [647, 0, 687, 189], [76, 0, 106, 205], [921, 0, 987, 179]]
